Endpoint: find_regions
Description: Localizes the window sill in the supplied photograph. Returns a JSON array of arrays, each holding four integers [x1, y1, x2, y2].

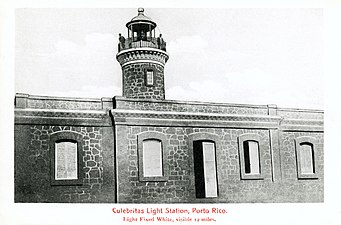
[[51, 179, 83, 186], [241, 174, 264, 180], [298, 173, 318, 180], [139, 176, 168, 182]]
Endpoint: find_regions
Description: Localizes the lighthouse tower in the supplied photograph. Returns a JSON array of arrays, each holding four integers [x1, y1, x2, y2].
[[116, 8, 169, 100]]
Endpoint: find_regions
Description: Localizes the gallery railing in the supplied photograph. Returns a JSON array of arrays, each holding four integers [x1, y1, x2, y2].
[[118, 37, 166, 52]]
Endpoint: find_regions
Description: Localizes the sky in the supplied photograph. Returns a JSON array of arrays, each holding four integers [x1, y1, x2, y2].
[[15, 8, 323, 109]]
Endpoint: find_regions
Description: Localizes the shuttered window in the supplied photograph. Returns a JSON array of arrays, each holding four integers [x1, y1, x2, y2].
[[193, 141, 218, 198], [138, 132, 168, 181], [55, 141, 78, 180], [295, 136, 318, 179], [243, 141, 260, 175], [142, 139, 163, 177], [299, 143, 314, 174], [50, 132, 83, 185], [238, 133, 264, 180], [146, 70, 154, 85], [202, 142, 218, 197]]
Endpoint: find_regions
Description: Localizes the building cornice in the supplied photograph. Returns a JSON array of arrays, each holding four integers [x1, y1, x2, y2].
[[110, 109, 323, 131], [114, 96, 324, 114], [116, 48, 169, 66], [280, 118, 324, 132]]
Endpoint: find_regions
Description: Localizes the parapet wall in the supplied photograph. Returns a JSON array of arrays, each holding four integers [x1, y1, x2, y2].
[[114, 96, 268, 115], [15, 93, 114, 111], [277, 108, 324, 119], [15, 94, 324, 121], [114, 96, 323, 120]]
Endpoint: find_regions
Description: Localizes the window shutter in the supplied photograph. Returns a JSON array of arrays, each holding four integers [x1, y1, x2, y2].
[[55, 141, 77, 180], [202, 142, 218, 197], [143, 140, 163, 177], [300, 143, 314, 174]]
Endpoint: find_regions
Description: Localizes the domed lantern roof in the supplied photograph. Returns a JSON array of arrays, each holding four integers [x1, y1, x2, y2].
[[126, 8, 157, 32]]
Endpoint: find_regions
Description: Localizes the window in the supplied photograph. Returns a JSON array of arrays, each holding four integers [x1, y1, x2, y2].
[[138, 132, 168, 181], [50, 131, 83, 185], [142, 139, 163, 177], [55, 140, 78, 180], [193, 140, 218, 198], [146, 70, 154, 85], [238, 133, 264, 180], [295, 136, 318, 179], [299, 143, 315, 174], [144, 68, 154, 86]]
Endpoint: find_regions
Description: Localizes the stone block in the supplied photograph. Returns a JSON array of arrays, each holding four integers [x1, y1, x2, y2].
[[86, 160, 97, 167], [89, 169, 100, 178]]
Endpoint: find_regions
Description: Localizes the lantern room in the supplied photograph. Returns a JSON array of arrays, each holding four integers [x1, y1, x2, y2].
[[118, 8, 166, 51]]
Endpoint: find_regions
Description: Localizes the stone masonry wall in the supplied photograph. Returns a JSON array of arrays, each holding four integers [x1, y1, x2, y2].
[[15, 125, 105, 203], [122, 63, 165, 99], [116, 125, 323, 203], [279, 131, 324, 202], [118, 126, 271, 203]]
